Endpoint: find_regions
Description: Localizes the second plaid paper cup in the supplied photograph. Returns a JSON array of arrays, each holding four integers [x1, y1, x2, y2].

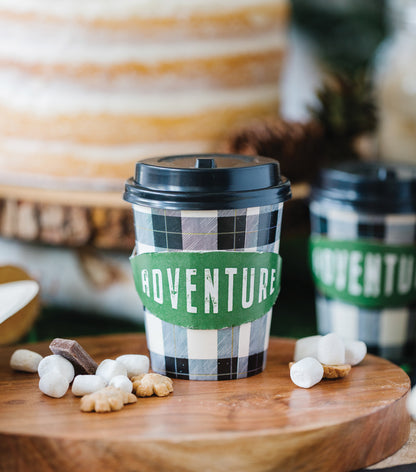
[[310, 162, 416, 361], [124, 154, 291, 380]]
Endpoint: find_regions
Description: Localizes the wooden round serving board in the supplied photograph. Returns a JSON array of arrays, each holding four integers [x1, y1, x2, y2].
[[0, 334, 410, 472]]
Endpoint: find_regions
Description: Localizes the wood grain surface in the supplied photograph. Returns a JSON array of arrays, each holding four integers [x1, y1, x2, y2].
[[0, 184, 134, 250], [0, 183, 309, 249], [0, 334, 411, 472]]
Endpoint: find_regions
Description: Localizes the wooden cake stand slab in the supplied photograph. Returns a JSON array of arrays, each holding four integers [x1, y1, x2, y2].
[[0, 334, 410, 472], [0, 184, 134, 250], [0, 183, 310, 249]]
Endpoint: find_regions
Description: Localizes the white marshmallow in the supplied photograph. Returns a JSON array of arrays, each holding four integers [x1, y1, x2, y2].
[[116, 354, 149, 378], [109, 375, 133, 393], [317, 333, 345, 365], [293, 335, 322, 362], [345, 340, 367, 366], [39, 371, 69, 398], [290, 357, 324, 389], [407, 386, 416, 421], [96, 359, 127, 384], [72, 375, 106, 396], [10, 349, 43, 372], [38, 354, 75, 383]]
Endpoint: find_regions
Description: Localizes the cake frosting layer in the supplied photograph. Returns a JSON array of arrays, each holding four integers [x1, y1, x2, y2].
[[0, 140, 213, 190], [0, 102, 278, 144], [0, 21, 285, 65], [0, 53, 282, 90], [0, 1, 288, 39], [0, 20, 285, 88], [0, 0, 287, 20], [0, 70, 279, 115], [0, 139, 209, 162]]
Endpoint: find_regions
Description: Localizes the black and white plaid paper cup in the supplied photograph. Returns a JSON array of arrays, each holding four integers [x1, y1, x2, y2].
[[124, 154, 291, 380], [310, 162, 416, 359], [134, 203, 283, 379], [310, 200, 416, 357]]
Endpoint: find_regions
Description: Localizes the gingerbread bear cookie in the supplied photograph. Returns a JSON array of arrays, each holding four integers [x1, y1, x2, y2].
[[132, 373, 173, 397], [80, 386, 137, 413]]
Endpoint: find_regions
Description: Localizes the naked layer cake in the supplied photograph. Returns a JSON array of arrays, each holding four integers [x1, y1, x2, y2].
[[0, 0, 289, 190]]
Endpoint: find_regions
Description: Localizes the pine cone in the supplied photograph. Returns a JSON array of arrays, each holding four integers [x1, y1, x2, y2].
[[223, 118, 325, 182], [222, 73, 377, 183], [311, 73, 377, 140]]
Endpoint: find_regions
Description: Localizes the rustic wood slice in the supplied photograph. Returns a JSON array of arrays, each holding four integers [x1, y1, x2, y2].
[[0, 184, 134, 250], [0, 334, 410, 472], [0, 183, 309, 250]]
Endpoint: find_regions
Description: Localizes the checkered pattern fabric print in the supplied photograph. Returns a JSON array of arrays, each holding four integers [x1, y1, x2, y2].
[[145, 309, 272, 380], [309, 201, 416, 245], [133, 203, 283, 380], [316, 294, 416, 359], [133, 205, 283, 254], [310, 200, 416, 359]]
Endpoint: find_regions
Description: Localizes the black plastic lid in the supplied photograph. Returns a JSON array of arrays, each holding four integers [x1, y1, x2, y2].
[[123, 153, 291, 210], [311, 161, 416, 213]]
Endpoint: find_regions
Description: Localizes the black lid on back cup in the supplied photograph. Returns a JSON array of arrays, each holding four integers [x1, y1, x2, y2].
[[311, 161, 416, 214], [124, 154, 292, 210]]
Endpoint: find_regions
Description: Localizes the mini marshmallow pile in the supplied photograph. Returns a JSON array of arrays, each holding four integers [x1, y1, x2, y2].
[[71, 355, 149, 397], [290, 333, 367, 389], [38, 354, 75, 398], [10, 346, 149, 398]]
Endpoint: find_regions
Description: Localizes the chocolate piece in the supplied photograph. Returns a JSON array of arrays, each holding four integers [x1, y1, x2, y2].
[[49, 338, 98, 375]]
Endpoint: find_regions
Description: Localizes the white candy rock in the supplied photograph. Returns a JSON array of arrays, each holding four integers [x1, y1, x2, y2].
[[10, 349, 43, 372], [317, 333, 345, 365], [72, 375, 106, 396], [96, 359, 127, 384], [293, 335, 322, 362], [345, 340, 367, 366], [109, 375, 133, 393], [407, 386, 416, 421], [290, 357, 324, 389], [38, 354, 75, 383], [116, 354, 149, 378], [39, 371, 69, 398]]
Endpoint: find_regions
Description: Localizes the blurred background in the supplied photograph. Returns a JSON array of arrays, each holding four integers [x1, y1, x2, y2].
[[0, 0, 414, 374]]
